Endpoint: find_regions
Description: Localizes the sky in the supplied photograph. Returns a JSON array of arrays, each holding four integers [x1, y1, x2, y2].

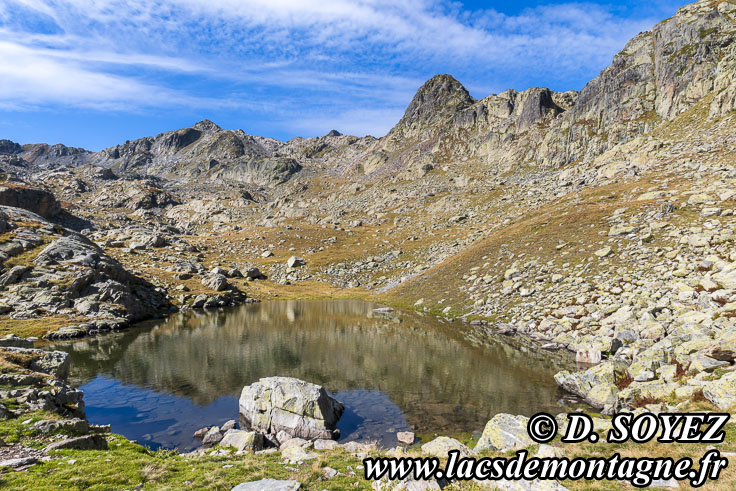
[[1, 0, 690, 150]]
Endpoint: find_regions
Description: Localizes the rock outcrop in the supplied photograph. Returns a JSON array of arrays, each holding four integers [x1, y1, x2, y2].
[[0, 206, 170, 326], [0, 185, 61, 218]]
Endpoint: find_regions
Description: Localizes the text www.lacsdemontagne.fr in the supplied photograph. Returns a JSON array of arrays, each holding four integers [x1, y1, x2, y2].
[[363, 449, 728, 488]]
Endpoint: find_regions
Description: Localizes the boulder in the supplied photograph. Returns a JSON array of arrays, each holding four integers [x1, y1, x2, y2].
[[554, 361, 625, 409], [372, 476, 444, 490], [475, 414, 532, 452], [471, 478, 569, 490], [281, 445, 319, 462], [45, 434, 108, 452], [703, 372, 736, 410], [0, 457, 38, 468], [193, 426, 210, 439], [594, 246, 612, 258], [33, 418, 88, 434], [201, 426, 223, 446], [279, 437, 309, 450], [314, 439, 339, 450], [0, 266, 29, 287], [245, 267, 265, 280], [286, 256, 305, 268], [421, 436, 471, 457], [220, 430, 263, 453], [202, 274, 229, 292], [689, 354, 728, 373], [238, 377, 343, 441]]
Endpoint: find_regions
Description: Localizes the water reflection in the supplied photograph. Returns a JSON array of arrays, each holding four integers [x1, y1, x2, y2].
[[50, 300, 581, 450]]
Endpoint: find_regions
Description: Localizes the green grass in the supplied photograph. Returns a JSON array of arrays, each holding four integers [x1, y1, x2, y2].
[[0, 411, 373, 490]]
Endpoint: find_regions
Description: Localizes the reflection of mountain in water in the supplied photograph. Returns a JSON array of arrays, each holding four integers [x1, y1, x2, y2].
[[51, 300, 579, 434]]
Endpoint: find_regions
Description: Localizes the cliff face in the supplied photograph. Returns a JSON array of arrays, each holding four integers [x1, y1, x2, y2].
[[347, 0, 736, 177], [539, 0, 736, 168]]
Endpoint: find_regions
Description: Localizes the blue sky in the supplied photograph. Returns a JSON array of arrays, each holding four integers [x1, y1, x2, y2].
[[1, 0, 689, 150]]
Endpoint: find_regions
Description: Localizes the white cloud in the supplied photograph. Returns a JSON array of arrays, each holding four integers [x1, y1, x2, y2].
[[0, 40, 217, 109], [0, 0, 688, 136]]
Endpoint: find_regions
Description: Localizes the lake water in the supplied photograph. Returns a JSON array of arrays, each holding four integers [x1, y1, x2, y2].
[[49, 300, 583, 451]]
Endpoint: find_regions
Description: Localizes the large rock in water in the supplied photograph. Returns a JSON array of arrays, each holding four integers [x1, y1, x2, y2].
[[238, 377, 344, 441]]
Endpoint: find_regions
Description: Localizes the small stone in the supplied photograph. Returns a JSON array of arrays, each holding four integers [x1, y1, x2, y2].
[[232, 479, 301, 491], [576, 348, 602, 365], [314, 439, 339, 450], [202, 426, 223, 446], [194, 427, 210, 439], [595, 246, 612, 258], [396, 431, 415, 445]]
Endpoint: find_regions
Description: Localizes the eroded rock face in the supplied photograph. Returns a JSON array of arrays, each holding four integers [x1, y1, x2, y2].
[[238, 377, 344, 441], [0, 185, 61, 218]]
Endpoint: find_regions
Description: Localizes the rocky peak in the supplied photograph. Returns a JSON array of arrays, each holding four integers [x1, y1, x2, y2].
[[325, 130, 342, 137], [515, 87, 564, 131], [395, 74, 475, 131], [19, 143, 90, 168], [192, 120, 222, 133], [0, 140, 22, 155]]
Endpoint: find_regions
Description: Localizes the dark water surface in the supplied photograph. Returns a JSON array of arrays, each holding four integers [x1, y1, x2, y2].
[[49, 300, 581, 451]]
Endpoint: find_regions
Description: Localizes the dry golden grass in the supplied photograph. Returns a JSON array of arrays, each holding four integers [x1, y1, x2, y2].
[[0, 316, 75, 338]]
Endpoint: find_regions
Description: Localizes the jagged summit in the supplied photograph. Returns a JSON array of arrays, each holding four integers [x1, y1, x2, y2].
[[325, 130, 342, 137], [0, 140, 22, 155], [192, 120, 222, 133], [395, 74, 475, 130]]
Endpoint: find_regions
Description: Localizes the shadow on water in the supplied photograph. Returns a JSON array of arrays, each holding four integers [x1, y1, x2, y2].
[[49, 299, 584, 451]]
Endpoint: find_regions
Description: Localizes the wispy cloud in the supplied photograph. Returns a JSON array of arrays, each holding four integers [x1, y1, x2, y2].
[[0, 0, 687, 139]]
